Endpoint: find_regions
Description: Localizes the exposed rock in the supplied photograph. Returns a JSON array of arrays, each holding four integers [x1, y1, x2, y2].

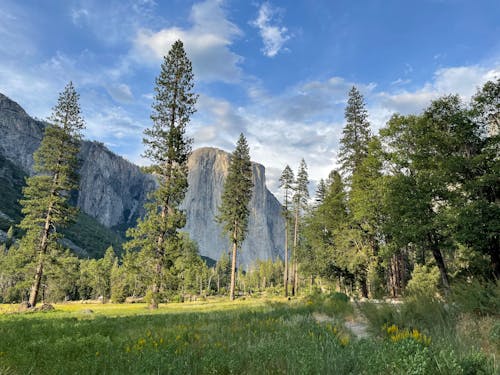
[[0, 93, 44, 173], [0, 229, 7, 243], [0, 211, 12, 221], [184, 148, 284, 267], [0, 93, 285, 266], [76, 142, 156, 228]]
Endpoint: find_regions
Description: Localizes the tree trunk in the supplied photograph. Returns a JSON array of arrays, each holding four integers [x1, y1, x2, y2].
[[291, 209, 299, 296], [229, 227, 238, 301], [28, 206, 53, 307], [284, 217, 289, 297], [428, 233, 450, 293]]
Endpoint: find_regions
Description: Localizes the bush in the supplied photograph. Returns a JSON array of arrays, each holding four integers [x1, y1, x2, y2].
[[406, 265, 440, 298], [451, 279, 500, 316]]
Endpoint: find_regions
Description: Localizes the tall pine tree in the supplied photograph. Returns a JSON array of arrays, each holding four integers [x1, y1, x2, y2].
[[19, 82, 85, 307], [338, 86, 372, 178], [279, 165, 294, 297], [124, 40, 197, 309], [291, 159, 309, 296], [217, 134, 253, 301]]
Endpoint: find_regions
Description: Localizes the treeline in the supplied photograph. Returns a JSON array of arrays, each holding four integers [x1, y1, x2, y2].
[[0, 37, 497, 306], [287, 80, 499, 298], [0, 233, 284, 303]]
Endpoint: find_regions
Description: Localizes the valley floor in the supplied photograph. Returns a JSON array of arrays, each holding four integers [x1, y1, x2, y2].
[[0, 296, 497, 374]]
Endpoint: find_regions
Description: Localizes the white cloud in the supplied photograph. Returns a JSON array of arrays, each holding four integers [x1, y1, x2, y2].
[[251, 2, 291, 58], [71, 8, 89, 25], [106, 83, 134, 103], [377, 65, 500, 117], [133, 0, 243, 82]]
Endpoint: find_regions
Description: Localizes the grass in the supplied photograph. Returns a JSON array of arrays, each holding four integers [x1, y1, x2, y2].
[[0, 296, 496, 375]]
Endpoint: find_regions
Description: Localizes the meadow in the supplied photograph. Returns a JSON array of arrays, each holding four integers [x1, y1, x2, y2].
[[0, 294, 497, 375]]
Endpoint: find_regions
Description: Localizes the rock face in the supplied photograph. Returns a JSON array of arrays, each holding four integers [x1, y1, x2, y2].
[[183, 148, 284, 267], [0, 93, 284, 265]]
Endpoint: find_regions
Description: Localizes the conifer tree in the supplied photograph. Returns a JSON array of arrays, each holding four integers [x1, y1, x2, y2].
[[291, 159, 309, 295], [315, 179, 327, 204], [124, 40, 197, 309], [279, 165, 294, 297], [19, 82, 85, 307], [338, 86, 372, 178], [217, 134, 253, 300]]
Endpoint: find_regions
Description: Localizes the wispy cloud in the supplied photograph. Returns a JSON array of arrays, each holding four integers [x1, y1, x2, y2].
[[251, 2, 291, 58], [133, 0, 243, 82]]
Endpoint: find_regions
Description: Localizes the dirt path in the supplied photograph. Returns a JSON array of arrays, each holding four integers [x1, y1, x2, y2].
[[312, 311, 370, 339]]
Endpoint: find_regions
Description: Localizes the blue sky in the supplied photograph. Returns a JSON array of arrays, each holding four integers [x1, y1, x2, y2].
[[1, 0, 499, 195]]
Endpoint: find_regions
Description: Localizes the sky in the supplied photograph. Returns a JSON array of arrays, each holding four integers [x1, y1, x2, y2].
[[1, 0, 499, 197]]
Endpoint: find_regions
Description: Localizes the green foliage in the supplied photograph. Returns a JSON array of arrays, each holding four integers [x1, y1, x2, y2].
[[63, 211, 124, 258], [15, 81, 85, 306], [217, 133, 253, 246], [450, 280, 500, 317], [338, 86, 372, 177], [124, 40, 197, 308], [406, 265, 441, 298]]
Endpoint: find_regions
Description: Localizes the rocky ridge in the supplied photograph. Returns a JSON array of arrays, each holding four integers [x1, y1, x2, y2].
[[0, 93, 284, 266]]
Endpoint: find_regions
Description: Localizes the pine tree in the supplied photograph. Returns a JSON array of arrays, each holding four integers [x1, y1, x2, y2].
[[315, 179, 327, 204], [279, 165, 294, 297], [124, 40, 197, 309], [18, 82, 85, 307], [338, 86, 372, 178], [217, 134, 253, 301], [291, 159, 309, 296]]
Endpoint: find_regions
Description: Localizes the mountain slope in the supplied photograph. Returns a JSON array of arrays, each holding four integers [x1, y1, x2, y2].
[[0, 93, 284, 266]]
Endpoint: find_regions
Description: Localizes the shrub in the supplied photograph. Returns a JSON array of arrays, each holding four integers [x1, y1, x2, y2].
[[406, 265, 440, 298]]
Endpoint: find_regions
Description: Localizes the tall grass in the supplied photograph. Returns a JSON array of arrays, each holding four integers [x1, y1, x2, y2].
[[0, 295, 496, 374]]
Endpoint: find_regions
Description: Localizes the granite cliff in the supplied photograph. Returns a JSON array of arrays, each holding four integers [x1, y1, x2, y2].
[[0, 93, 284, 266]]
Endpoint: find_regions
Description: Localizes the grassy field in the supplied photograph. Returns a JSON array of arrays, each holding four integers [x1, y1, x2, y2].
[[0, 295, 497, 374]]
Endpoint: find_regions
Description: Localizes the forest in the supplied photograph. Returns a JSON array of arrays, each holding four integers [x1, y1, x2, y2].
[[0, 36, 498, 374], [0, 40, 498, 308]]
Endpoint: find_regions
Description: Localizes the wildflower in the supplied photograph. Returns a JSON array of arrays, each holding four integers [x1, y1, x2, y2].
[[339, 335, 350, 347]]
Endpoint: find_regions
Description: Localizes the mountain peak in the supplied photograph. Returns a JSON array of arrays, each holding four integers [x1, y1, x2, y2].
[[0, 93, 30, 117]]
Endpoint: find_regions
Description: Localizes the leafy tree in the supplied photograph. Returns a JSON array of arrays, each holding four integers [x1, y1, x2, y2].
[[380, 96, 476, 293], [124, 40, 197, 309], [453, 79, 499, 278], [214, 252, 231, 294], [292, 159, 309, 295], [18, 82, 85, 307], [217, 134, 253, 300], [279, 165, 294, 296], [338, 86, 372, 178]]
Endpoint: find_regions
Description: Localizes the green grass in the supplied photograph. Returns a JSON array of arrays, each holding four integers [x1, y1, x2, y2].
[[0, 297, 495, 374]]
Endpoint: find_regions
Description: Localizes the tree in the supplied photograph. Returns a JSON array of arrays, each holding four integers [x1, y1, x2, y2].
[[18, 82, 85, 307], [279, 165, 294, 297], [214, 252, 231, 294], [454, 79, 500, 278], [338, 86, 372, 178], [291, 159, 309, 296], [217, 134, 253, 301], [124, 40, 197, 309], [348, 137, 386, 297], [315, 179, 327, 204]]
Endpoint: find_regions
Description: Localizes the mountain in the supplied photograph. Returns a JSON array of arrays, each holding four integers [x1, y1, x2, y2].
[[0, 93, 284, 266]]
